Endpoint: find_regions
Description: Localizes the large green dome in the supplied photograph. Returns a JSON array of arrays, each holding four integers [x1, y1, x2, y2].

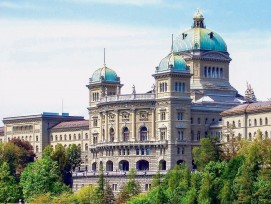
[[156, 52, 188, 73], [90, 66, 119, 83], [173, 9, 227, 52]]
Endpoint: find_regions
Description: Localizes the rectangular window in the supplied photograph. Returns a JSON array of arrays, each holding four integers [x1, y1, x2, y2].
[[161, 112, 166, 121], [160, 129, 166, 140], [146, 148, 151, 155], [177, 147, 180, 154], [177, 112, 183, 120], [93, 119, 98, 127]]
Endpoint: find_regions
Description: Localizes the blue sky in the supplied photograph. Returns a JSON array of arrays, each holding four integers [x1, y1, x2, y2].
[[0, 0, 271, 125]]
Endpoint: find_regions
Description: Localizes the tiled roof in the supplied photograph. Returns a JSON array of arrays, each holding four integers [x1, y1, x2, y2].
[[221, 101, 271, 116], [51, 120, 89, 130], [0, 127, 4, 136]]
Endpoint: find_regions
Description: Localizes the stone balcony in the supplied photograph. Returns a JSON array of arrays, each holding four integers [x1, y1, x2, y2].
[[99, 93, 155, 103], [90, 140, 168, 150]]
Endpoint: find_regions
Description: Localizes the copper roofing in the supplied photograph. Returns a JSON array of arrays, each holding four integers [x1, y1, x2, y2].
[[0, 127, 4, 136], [221, 101, 271, 116], [51, 120, 89, 129]]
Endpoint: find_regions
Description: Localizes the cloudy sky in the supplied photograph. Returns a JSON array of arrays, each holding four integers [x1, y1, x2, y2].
[[1, 0, 271, 125]]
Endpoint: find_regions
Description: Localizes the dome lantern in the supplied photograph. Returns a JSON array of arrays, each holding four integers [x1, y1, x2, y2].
[[193, 9, 205, 28]]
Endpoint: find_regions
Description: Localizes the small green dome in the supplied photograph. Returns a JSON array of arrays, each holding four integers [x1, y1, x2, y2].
[[156, 52, 187, 73], [90, 66, 119, 83]]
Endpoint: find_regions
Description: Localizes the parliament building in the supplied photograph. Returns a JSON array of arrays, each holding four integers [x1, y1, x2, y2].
[[1, 10, 270, 192]]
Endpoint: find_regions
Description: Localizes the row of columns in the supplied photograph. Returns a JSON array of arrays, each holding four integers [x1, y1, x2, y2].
[[96, 108, 156, 143]]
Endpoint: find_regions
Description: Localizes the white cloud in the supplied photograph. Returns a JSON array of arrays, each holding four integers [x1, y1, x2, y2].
[[0, 1, 40, 10]]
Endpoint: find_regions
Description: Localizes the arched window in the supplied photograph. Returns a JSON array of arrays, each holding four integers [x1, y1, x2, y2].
[[55, 135, 58, 141], [249, 119, 251, 126], [25, 136, 28, 141], [123, 127, 129, 141], [29, 136, 32, 141], [136, 160, 149, 171], [212, 67, 215, 78], [22, 136, 24, 140], [232, 121, 235, 128], [64, 134, 67, 140], [140, 127, 148, 141], [227, 121, 230, 128], [51, 135, 53, 141], [238, 120, 241, 128], [36, 135, 39, 141], [36, 145, 39, 153], [220, 68, 223, 78], [92, 162, 97, 171], [110, 128, 115, 142], [216, 67, 219, 78], [102, 129, 105, 141], [73, 134, 76, 140], [60, 135, 62, 141], [182, 83, 185, 92], [85, 143, 88, 151], [249, 133, 252, 141], [69, 134, 71, 140], [119, 160, 129, 171], [78, 133, 81, 140], [260, 118, 263, 126], [106, 161, 113, 171], [265, 131, 268, 139], [208, 67, 211, 77], [205, 118, 208, 124], [159, 160, 166, 170], [265, 117, 268, 125], [197, 131, 201, 140], [204, 67, 207, 77], [254, 119, 257, 126], [85, 133, 88, 140]]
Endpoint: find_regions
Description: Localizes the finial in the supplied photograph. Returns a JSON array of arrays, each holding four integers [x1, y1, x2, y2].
[[103, 48, 106, 66]]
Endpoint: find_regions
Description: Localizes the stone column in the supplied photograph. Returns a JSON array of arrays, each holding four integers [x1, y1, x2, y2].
[[115, 110, 119, 142], [104, 112, 108, 142], [131, 108, 136, 141], [152, 108, 156, 140]]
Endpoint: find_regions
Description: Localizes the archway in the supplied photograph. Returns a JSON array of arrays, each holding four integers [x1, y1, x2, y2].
[[136, 160, 149, 171], [106, 160, 113, 171], [159, 160, 166, 170], [119, 160, 129, 171], [177, 160, 185, 165]]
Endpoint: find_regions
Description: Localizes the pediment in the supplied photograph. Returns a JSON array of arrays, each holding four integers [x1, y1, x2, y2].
[[201, 51, 230, 60]]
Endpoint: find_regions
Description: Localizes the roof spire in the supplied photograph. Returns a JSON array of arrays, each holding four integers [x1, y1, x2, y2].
[[171, 34, 174, 53], [103, 48, 106, 66]]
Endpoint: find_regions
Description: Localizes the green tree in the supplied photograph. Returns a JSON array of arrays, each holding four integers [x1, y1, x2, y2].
[[193, 138, 219, 171], [75, 185, 96, 204], [104, 181, 114, 204], [116, 169, 141, 204], [0, 162, 21, 203], [20, 157, 69, 201], [65, 144, 82, 171], [51, 144, 67, 174]]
